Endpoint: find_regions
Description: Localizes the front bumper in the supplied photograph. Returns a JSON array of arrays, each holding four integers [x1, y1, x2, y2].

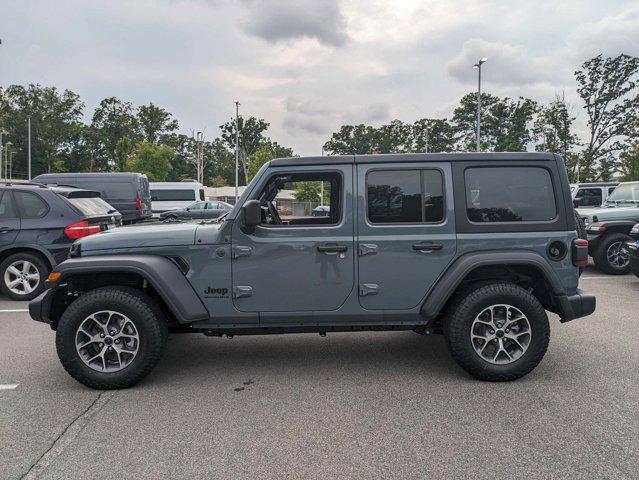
[[624, 242, 639, 273], [556, 289, 596, 323], [29, 289, 54, 326]]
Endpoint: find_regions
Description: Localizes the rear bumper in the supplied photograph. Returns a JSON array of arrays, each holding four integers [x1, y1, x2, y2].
[[29, 289, 54, 326], [556, 289, 596, 323]]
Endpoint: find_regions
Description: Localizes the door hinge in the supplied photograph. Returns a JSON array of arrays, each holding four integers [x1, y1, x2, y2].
[[233, 286, 253, 299], [359, 283, 379, 296], [358, 244, 378, 256], [232, 246, 253, 259]]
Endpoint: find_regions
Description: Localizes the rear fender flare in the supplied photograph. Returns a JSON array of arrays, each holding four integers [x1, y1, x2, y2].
[[420, 251, 565, 319]]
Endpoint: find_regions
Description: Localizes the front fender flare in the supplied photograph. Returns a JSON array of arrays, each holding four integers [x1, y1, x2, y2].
[[420, 251, 565, 320], [51, 255, 209, 323]]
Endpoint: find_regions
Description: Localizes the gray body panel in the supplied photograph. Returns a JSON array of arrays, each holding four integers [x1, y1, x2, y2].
[[36, 152, 591, 330]]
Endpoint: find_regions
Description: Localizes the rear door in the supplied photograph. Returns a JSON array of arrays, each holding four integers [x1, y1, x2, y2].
[[356, 162, 456, 310], [0, 191, 20, 247]]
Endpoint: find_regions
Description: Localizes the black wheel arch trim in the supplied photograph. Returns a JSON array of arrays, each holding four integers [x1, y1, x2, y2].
[[47, 255, 209, 324], [587, 220, 636, 232], [420, 251, 567, 320]]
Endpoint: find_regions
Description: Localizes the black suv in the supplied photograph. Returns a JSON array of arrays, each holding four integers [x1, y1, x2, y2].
[[0, 183, 121, 301]]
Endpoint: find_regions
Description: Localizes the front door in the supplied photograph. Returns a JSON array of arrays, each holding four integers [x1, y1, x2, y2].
[[357, 162, 456, 310], [231, 165, 354, 313]]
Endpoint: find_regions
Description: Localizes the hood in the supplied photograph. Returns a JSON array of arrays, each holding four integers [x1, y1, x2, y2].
[[78, 222, 200, 252], [578, 205, 639, 222]]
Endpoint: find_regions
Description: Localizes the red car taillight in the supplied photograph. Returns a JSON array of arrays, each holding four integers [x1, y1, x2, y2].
[[134, 196, 142, 212], [64, 220, 101, 240], [572, 238, 589, 268]]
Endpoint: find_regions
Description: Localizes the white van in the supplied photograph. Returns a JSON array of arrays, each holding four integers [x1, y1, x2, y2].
[[150, 181, 205, 215]]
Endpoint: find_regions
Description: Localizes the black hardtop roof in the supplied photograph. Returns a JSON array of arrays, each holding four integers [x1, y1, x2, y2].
[[269, 152, 557, 167]]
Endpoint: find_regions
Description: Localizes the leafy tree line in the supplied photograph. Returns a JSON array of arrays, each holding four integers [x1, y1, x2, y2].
[[0, 87, 293, 184], [323, 54, 639, 182], [1, 53, 637, 185]]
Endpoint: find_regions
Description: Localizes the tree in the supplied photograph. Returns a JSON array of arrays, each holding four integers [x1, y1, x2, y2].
[[137, 102, 178, 144], [114, 136, 135, 172], [91, 97, 140, 170], [487, 97, 538, 152], [373, 120, 412, 153], [127, 141, 173, 181], [293, 181, 323, 202], [411, 118, 455, 153], [204, 138, 235, 186], [575, 54, 639, 180], [451, 92, 500, 151], [618, 143, 639, 181], [323, 124, 377, 155], [0, 84, 84, 176], [533, 96, 581, 181], [220, 116, 269, 185]]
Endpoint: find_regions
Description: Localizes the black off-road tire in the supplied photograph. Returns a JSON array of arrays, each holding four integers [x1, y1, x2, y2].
[[592, 233, 632, 275], [574, 208, 587, 240], [0, 252, 50, 301], [56, 286, 168, 390], [444, 282, 550, 382]]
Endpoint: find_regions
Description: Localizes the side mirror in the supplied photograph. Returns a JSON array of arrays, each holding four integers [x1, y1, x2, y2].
[[242, 200, 261, 229]]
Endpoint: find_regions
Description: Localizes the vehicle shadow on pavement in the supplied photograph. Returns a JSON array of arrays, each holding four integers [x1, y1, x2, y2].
[[147, 332, 463, 386]]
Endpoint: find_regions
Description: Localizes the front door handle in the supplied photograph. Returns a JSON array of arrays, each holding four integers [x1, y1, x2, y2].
[[412, 243, 443, 252], [0, 227, 10, 233], [317, 244, 347, 254]]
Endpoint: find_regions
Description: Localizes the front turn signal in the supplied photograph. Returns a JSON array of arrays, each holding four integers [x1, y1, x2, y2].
[[47, 271, 61, 283]]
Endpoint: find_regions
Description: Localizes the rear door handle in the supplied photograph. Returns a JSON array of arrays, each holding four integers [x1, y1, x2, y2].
[[412, 243, 443, 252], [0, 227, 10, 233], [317, 244, 347, 254]]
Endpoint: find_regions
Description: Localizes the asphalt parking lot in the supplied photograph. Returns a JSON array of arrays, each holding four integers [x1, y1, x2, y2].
[[1, 264, 637, 480]]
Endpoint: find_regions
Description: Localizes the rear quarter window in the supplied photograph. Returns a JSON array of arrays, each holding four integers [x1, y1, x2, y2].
[[14, 191, 49, 218], [465, 167, 556, 222]]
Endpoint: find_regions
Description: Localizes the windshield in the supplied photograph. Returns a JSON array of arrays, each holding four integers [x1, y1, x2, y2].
[[605, 184, 639, 204], [67, 196, 118, 216]]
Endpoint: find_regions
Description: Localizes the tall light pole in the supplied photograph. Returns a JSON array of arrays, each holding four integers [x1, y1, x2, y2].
[[0, 131, 5, 182], [234, 100, 240, 202], [472, 57, 487, 152], [28, 115, 32, 180], [4, 141, 11, 181], [9, 151, 14, 182]]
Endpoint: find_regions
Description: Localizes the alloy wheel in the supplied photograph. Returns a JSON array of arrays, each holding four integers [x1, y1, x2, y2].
[[606, 241, 629, 269], [471, 304, 532, 365], [75, 311, 140, 373], [4, 260, 40, 296]]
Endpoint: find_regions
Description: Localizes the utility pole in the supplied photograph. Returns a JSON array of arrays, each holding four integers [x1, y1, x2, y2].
[[28, 115, 32, 180], [473, 57, 487, 152], [9, 151, 14, 182], [0, 131, 4, 182], [424, 122, 429, 153], [234, 100, 240, 202], [320, 146, 324, 204], [195, 131, 204, 184], [4, 142, 11, 181]]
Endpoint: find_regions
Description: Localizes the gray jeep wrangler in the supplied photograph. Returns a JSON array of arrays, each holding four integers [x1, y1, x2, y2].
[[29, 153, 595, 389]]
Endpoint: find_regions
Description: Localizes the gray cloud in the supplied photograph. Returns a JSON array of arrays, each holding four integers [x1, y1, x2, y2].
[[242, 0, 348, 46]]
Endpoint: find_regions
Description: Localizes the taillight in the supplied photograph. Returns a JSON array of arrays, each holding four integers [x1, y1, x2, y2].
[[572, 238, 589, 268], [64, 220, 101, 240], [134, 196, 142, 212]]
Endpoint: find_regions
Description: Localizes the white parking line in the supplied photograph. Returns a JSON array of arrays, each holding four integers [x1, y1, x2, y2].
[[0, 309, 28, 313], [0, 384, 19, 390]]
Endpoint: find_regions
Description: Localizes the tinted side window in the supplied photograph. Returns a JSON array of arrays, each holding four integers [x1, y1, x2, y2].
[[576, 188, 602, 206], [0, 192, 17, 218], [608, 187, 616, 195], [367, 169, 444, 224], [465, 167, 556, 222], [151, 189, 196, 201], [14, 191, 49, 218]]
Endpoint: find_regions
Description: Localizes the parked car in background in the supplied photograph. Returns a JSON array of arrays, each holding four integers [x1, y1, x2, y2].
[[624, 240, 639, 278], [578, 181, 639, 274], [0, 183, 121, 300], [150, 181, 205, 216], [312, 205, 330, 217], [159, 200, 233, 221], [33, 172, 151, 224], [571, 182, 618, 208]]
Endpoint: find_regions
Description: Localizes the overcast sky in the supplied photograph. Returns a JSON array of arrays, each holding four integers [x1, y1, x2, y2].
[[2, 0, 638, 155]]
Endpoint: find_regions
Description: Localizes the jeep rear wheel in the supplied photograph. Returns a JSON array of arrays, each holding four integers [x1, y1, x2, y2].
[[56, 286, 168, 389], [593, 233, 631, 275], [444, 282, 550, 381]]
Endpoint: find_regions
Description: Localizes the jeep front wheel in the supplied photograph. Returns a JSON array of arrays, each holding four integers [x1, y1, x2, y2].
[[56, 286, 168, 389], [444, 282, 550, 381], [593, 233, 631, 275]]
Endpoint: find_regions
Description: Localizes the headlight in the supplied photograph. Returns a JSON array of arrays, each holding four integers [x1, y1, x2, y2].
[[631, 225, 639, 234]]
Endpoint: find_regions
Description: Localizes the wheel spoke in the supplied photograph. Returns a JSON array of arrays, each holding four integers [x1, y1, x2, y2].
[[7, 265, 21, 276]]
